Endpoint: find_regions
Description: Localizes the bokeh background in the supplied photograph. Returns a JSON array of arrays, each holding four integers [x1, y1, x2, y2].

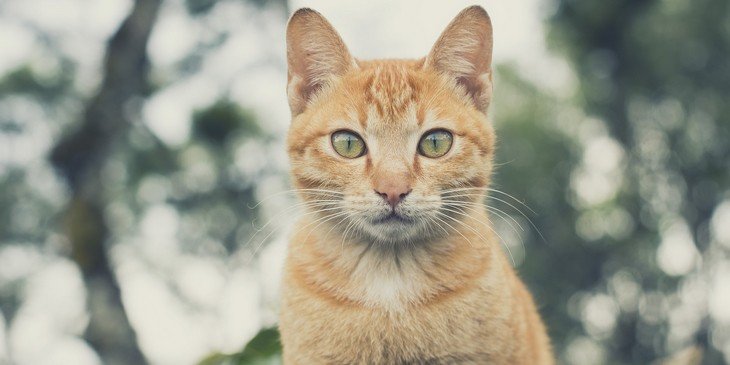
[[1, 0, 729, 364]]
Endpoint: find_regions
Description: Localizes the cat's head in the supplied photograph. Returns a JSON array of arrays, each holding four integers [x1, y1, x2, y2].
[[285, 6, 495, 245]]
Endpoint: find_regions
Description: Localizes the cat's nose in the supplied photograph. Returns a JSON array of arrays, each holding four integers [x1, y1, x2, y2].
[[374, 182, 412, 208]]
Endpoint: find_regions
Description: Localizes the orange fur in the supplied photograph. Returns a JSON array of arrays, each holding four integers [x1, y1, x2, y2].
[[280, 6, 553, 364]]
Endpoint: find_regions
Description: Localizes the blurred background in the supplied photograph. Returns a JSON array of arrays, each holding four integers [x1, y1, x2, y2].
[[0, 0, 728, 364]]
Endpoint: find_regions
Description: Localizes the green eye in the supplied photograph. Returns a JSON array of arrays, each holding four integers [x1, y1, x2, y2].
[[331, 130, 366, 158], [418, 129, 453, 158]]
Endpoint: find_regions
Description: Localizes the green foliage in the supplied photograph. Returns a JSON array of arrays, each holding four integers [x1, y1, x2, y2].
[[543, 0, 730, 363], [0, 64, 74, 101], [193, 99, 261, 145], [185, 0, 218, 15], [491, 65, 586, 346], [198, 328, 282, 365]]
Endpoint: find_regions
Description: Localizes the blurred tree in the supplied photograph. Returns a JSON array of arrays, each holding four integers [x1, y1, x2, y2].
[[1, 0, 292, 362], [50, 0, 162, 363], [539, 0, 730, 363]]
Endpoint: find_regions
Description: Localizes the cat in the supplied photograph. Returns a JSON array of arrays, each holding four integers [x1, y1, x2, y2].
[[279, 6, 553, 364]]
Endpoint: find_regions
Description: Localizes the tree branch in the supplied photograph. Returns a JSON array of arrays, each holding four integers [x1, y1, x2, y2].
[[50, 0, 162, 364]]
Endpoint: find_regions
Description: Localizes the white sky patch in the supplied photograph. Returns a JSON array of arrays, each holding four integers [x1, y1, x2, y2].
[[230, 67, 291, 135], [174, 257, 227, 310], [148, 1, 201, 67], [140, 204, 180, 258], [43, 337, 101, 365], [581, 293, 619, 339], [6, 0, 93, 34], [1, 0, 132, 92], [143, 74, 219, 146], [565, 336, 606, 365], [0, 97, 54, 169], [116, 249, 263, 364], [709, 263, 730, 324], [120, 262, 212, 364], [657, 219, 700, 277], [258, 234, 289, 320], [201, 24, 266, 82], [8, 259, 92, 365], [711, 200, 730, 248], [217, 268, 262, 353], [233, 140, 271, 178], [0, 245, 45, 285], [609, 270, 641, 312], [15, 261, 87, 335], [667, 285, 705, 348], [0, 21, 36, 75], [572, 135, 625, 207], [0, 311, 6, 362]]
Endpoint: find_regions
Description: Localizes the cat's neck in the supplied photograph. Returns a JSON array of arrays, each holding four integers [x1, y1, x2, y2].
[[286, 209, 508, 311]]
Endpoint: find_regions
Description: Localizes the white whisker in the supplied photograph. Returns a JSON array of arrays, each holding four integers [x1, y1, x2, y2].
[[436, 207, 516, 266]]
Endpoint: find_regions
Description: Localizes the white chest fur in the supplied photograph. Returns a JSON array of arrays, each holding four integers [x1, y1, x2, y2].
[[345, 247, 433, 311]]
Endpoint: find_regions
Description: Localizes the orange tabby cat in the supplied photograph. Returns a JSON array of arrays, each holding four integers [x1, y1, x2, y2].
[[279, 6, 553, 364]]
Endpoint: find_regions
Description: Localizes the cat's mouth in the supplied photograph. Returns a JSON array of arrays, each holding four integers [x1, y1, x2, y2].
[[370, 211, 413, 225]]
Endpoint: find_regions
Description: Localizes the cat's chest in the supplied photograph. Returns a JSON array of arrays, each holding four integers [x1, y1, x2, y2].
[[346, 253, 432, 310], [280, 300, 499, 365], [279, 274, 505, 364]]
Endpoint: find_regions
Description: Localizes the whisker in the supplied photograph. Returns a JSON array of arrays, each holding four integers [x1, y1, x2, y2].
[[426, 215, 450, 237], [340, 218, 359, 253], [485, 206, 525, 232], [244, 208, 347, 265], [440, 190, 547, 245], [248, 188, 343, 209], [444, 206, 527, 265], [323, 214, 351, 243], [441, 199, 525, 233], [442, 187, 535, 214], [486, 197, 547, 245], [301, 210, 353, 244], [436, 208, 516, 266], [432, 211, 475, 248], [487, 188, 536, 215], [248, 199, 339, 234], [244, 202, 341, 252]]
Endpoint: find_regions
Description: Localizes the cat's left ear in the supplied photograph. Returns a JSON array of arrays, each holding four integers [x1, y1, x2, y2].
[[425, 6, 493, 112], [286, 8, 355, 116]]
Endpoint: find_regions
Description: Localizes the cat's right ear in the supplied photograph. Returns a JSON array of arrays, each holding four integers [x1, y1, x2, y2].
[[286, 8, 355, 116]]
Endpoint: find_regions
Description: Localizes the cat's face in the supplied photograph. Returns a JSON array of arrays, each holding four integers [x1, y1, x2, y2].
[[286, 7, 494, 244]]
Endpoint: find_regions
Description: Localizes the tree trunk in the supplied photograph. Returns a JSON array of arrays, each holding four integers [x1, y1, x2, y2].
[[50, 0, 162, 364]]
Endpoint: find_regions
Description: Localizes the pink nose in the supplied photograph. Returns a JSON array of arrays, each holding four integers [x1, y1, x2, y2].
[[374, 182, 412, 208]]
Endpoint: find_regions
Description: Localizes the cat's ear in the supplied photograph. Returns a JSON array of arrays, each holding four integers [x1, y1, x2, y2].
[[286, 8, 355, 116], [425, 6, 493, 112]]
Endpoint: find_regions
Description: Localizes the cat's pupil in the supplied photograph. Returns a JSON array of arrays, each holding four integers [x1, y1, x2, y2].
[[347, 137, 352, 150], [432, 136, 437, 149]]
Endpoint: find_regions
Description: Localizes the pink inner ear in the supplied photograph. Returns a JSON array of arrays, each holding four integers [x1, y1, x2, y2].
[[457, 70, 492, 111]]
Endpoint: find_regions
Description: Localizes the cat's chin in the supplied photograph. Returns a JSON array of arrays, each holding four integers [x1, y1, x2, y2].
[[358, 214, 429, 245]]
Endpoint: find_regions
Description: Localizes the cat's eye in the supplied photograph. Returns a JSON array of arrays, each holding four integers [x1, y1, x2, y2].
[[331, 130, 366, 158], [418, 129, 453, 158]]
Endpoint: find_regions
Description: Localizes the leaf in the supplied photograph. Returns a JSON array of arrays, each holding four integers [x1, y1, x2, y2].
[[198, 327, 282, 365]]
